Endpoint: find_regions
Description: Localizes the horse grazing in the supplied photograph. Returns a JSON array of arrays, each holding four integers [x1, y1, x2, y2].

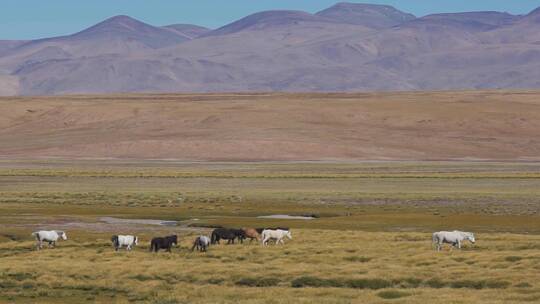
[[150, 235, 178, 252], [32, 230, 67, 250], [111, 235, 138, 251], [242, 228, 261, 243], [211, 228, 239, 245], [232, 229, 246, 244], [432, 231, 475, 251], [261, 229, 292, 246], [191, 235, 211, 252]]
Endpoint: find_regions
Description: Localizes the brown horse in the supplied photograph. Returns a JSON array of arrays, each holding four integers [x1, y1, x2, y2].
[[242, 228, 260, 244]]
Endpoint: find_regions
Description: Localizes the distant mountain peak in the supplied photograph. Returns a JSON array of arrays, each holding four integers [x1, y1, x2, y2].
[[331, 2, 397, 10], [206, 10, 333, 36], [85, 15, 151, 31], [63, 15, 190, 48], [162, 24, 210, 39], [316, 2, 415, 28], [103, 15, 137, 23], [71, 15, 159, 37], [410, 11, 519, 30], [525, 6, 540, 23], [529, 6, 540, 16]]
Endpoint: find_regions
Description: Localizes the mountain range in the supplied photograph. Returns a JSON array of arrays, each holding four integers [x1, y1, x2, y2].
[[1, 2, 540, 95]]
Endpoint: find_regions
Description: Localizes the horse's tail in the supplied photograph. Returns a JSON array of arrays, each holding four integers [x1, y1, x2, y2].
[[149, 240, 155, 252], [432, 233, 439, 249], [191, 237, 199, 252], [111, 235, 119, 248], [211, 231, 217, 244]]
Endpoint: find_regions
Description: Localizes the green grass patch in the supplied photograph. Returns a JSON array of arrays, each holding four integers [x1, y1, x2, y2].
[[515, 282, 533, 288], [377, 290, 411, 299], [235, 277, 280, 287], [343, 256, 372, 263], [505, 256, 523, 262]]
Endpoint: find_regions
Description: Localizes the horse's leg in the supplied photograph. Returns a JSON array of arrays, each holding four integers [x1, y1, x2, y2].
[[457, 240, 461, 249]]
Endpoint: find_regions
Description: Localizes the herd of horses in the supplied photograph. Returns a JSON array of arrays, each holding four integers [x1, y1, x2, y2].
[[30, 227, 294, 252], [30, 228, 475, 252]]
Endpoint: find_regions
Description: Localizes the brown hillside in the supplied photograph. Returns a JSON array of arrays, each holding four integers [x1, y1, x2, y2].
[[1, 91, 540, 161]]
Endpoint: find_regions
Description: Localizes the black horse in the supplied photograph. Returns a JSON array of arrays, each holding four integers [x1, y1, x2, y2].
[[211, 228, 242, 244], [230, 229, 247, 244], [150, 235, 178, 252], [255, 227, 289, 234]]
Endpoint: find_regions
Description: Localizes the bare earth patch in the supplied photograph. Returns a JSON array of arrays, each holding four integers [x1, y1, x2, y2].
[[1, 91, 540, 161]]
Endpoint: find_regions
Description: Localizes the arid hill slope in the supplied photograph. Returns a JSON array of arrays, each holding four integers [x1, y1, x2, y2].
[[1, 91, 540, 161]]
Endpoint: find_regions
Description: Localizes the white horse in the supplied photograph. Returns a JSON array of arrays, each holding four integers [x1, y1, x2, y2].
[[432, 230, 475, 251], [111, 235, 138, 251], [261, 229, 292, 246], [32, 230, 67, 250], [191, 235, 211, 252]]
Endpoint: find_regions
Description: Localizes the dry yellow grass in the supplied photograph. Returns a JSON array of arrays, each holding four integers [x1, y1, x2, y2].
[[1, 230, 539, 303], [0, 161, 539, 303]]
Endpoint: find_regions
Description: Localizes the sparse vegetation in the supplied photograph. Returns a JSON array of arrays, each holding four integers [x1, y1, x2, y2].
[[0, 160, 538, 303], [377, 290, 411, 299]]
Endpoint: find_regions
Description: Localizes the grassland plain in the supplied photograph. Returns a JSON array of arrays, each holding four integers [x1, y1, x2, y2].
[[0, 160, 540, 303]]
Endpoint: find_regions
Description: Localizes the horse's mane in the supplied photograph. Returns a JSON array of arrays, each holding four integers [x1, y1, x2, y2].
[[454, 230, 473, 237]]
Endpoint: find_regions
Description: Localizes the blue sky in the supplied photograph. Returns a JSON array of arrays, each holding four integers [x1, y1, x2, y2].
[[1, 0, 539, 40]]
